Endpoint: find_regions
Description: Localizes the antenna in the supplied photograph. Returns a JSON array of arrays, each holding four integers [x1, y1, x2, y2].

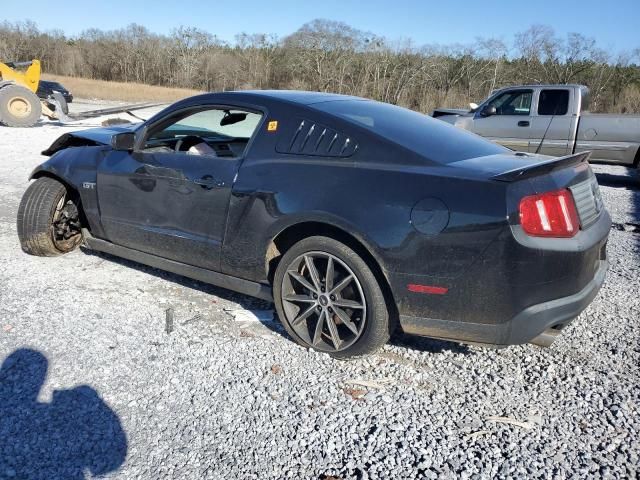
[[535, 93, 564, 155], [535, 114, 555, 155]]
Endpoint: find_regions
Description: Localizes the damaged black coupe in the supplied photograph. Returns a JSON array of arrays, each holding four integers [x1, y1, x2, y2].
[[17, 91, 610, 357]]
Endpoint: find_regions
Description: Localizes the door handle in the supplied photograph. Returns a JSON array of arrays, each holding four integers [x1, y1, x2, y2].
[[193, 175, 224, 189], [518, 121, 530, 127]]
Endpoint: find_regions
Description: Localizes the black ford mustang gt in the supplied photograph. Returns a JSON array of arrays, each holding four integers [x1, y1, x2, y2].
[[17, 91, 610, 358]]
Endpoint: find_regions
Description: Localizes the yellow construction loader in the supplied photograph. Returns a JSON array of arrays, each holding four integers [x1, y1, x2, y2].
[[1, 59, 163, 127], [0, 59, 68, 127]]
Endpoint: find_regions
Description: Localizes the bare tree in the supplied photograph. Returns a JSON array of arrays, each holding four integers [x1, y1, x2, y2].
[[1, 20, 638, 113]]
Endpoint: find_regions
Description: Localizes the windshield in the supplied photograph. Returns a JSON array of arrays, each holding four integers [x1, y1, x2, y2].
[[311, 100, 506, 164], [42, 81, 64, 89]]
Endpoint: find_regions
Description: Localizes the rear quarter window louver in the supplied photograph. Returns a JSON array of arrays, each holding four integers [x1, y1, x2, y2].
[[276, 119, 357, 157]]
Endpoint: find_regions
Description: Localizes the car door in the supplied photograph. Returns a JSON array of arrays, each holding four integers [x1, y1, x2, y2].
[[471, 89, 533, 152], [96, 105, 263, 271], [528, 88, 576, 156]]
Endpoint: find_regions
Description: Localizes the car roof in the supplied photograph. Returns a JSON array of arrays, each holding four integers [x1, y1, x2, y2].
[[211, 90, 366, 105]]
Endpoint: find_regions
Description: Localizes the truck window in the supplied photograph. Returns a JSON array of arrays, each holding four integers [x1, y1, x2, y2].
[[538, 90, 569, 115], [487, 90, 532, 116]]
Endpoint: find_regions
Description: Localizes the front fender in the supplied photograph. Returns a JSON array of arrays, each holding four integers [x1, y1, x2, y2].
[[30, 146, 109, 237]]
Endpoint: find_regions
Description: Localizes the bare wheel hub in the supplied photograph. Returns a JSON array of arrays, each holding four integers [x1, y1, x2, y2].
[[8, 96, 32, 118], [51, 195, 82, 251]]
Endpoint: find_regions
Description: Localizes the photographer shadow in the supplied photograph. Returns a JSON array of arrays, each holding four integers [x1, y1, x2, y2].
[[0, 348, 127, 479]]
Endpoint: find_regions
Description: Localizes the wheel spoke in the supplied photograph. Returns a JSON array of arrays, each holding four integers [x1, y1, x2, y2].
[[332, 298, 364, 309], [333, 307, 360, 335], [284, 294, 316, 303], [325, 256, 335, 291], [325, 314, 342, 349], [329, 274, 353, 295], [291, 304, 317, 326], [304, 255, 322, 291], [312, 310, 326, 346], [288, 271, 317, 293]]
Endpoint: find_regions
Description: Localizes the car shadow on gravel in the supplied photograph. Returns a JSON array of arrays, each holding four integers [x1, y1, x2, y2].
[[80, 250, 482, 353], [0, 348, 127, 479], [81, 248, 271, 311], [595, 171, 640, 191], [390, 332, 474, 355]]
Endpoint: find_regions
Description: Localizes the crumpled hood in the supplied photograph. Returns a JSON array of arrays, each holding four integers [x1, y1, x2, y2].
[[67, 123, 139, 144], [42, 123, 140, 156]]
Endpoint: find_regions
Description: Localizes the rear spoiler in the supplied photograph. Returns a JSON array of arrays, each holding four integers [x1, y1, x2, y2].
[[491, 151, 591, 182], [431, 108, 469, 118]]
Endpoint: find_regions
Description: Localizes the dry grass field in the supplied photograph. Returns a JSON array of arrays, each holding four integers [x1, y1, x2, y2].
[[42, 74, 203, 102]]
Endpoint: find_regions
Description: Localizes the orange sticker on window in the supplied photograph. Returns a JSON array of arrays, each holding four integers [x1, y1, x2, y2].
[[267, 120, 278, 132]]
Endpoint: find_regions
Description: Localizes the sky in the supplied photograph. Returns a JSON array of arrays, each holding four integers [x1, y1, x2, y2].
[[2, 0, 639, 53]]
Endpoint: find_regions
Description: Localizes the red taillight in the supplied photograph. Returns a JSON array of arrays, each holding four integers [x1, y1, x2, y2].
[[519, 189, 580, 238]]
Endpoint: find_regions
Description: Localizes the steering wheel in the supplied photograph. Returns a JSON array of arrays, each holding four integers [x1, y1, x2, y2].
[[175, 135, 207, 152]]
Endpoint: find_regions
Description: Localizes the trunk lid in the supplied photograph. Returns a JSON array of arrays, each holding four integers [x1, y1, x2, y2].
[[448, 151, 590, 182], [490, 152, 590, 182], [450, 150, 605, 233]]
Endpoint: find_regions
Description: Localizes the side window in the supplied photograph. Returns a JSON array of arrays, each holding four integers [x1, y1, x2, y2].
[[538, 90, 569, 115], [144, 107, 263, 158], [487, 90, 533, 116]]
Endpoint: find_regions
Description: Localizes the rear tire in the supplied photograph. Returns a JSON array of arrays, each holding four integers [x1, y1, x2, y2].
[[17, 177, 83, 256], [0, 84, 42, 127], [273, 236, 391, 359]]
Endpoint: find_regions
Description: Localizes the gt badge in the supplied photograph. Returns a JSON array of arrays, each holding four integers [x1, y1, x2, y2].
[[82, 182, 96, 190]]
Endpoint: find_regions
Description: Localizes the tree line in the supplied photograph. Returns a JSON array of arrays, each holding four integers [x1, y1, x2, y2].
[[1, 19, 639, 113]]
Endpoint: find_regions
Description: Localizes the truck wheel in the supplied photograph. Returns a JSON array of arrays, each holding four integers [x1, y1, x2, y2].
[[17, 177, 83, 256], [45, 91, 69, 115], [0, 84, 42, 127], [44, 100, 68, 115], [273, 236, 392, 359]]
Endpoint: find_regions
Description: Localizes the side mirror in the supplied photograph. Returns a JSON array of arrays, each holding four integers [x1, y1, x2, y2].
[[111, 132, 135, 151], [480, 105, 497, 117]]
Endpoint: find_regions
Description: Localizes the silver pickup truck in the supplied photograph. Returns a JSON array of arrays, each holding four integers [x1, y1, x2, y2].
[[433, 84, 640, 168]]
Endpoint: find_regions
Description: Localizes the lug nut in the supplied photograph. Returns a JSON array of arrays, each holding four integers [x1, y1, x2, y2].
[[330, 295, 335, 301]]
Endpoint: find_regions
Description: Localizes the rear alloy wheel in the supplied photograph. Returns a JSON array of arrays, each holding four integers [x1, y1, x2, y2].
[[17, 177, 83, 256], [274, 236, 391, 358]]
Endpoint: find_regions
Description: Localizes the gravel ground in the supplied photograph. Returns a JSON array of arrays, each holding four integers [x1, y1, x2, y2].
[[0, 105, 639, 479]]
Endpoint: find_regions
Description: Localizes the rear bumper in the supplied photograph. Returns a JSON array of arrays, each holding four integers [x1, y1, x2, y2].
[[400, 258, 608, 346]]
